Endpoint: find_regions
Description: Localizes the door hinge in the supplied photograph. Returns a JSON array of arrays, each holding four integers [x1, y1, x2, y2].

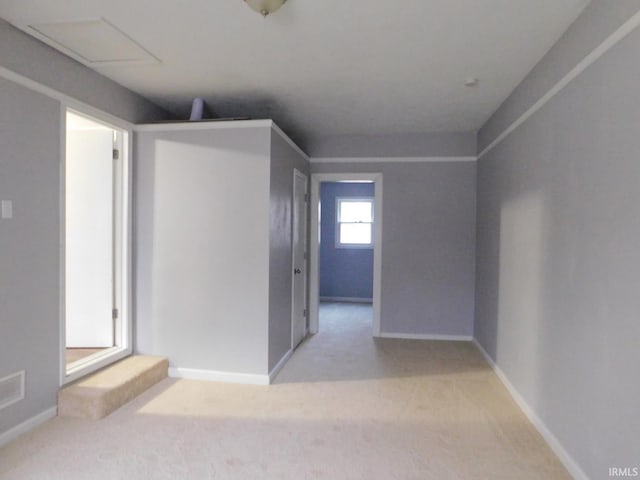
[[113, 148, 120, 160], [304, 251, 308, 260], [112, 308, 119, 319], [304, 193, 309, 202], [303, 309, 307, 318]]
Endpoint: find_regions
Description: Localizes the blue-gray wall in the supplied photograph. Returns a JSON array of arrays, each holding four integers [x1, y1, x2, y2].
[[0, 19, 169, 124], [320, 182, 374, 300], [475, 3, 640, 478], [312, 160, 476, 338], [0, 19, 168, 440], [268, 132, 310, 371], [0, 76, 60, 436], [309, 131, 476, 158]]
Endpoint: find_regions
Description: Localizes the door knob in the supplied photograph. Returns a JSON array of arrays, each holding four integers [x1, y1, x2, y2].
[[294, 268, 301, 274]]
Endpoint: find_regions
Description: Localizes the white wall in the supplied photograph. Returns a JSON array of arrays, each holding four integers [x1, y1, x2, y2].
[[134, 125, 273, 375]]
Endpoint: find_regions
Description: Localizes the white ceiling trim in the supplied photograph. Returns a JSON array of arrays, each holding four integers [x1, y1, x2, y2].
[[311, 156, 477, 164], [478, 8, 640, 160], [134, 119, 274, 132]]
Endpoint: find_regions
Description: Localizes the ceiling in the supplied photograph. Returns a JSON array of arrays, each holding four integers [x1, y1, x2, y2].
[[0, 0, 590, 151]]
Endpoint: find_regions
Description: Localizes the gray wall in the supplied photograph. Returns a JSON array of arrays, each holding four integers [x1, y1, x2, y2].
[[309, 131, 477, 158], [0, 77, 60, 434], [475, 4, 640, 478], [312, 161, 476, 337], [479, 1, 640, 152], [135, 126, 273, 375], [0, 19, 170, 124], [268, 133, 310, 371], [0, 23, 168, 438]]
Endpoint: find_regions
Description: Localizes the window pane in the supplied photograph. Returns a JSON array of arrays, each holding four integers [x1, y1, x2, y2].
[[339, 201, 372, 223], [340, 223, 372, 244]]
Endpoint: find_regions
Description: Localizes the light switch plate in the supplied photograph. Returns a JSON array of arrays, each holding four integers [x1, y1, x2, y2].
[[1, 200, 13, 219]]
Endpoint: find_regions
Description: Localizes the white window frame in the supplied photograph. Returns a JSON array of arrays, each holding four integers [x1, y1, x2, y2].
[[335, 197, 374, 249]]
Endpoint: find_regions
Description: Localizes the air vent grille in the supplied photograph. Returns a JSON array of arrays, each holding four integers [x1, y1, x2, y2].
[[0, 371, 25, 410]]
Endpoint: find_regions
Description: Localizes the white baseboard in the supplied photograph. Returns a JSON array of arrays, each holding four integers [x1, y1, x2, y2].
[[268, 349, 293, 383], [320, 296, 373, 304], [378, 332, 473, 341], [0, 406, 57, 449], [472, 339, 589, 480], [169, 367, 270, 386]]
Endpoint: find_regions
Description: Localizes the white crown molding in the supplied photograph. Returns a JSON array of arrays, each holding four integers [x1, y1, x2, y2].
[[169, 367, 270, 386], [134, 119, 274, 132], [479, 8, 640, 159], [311, 156, 476, 164], [378, 332, 473, 341], [134, 119, 310, 162], [473, 339, 589, 480], [0, 406, 57, 449]]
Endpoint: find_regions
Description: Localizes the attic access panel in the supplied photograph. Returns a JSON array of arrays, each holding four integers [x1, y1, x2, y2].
[[29, 18, 159, 66]]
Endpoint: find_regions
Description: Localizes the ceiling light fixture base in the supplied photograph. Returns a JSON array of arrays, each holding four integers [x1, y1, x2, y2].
[[244, 0, 288, 17]]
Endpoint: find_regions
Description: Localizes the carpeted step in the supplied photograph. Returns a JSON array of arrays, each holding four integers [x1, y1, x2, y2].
[[58, 355, 168, 420]]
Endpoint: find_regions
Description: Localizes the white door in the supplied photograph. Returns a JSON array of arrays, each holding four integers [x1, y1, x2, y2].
[[291, 170, 308, 348], [65, 113, 115, 347]]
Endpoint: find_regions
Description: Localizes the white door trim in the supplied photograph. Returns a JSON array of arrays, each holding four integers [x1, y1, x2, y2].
[[60, 106, 133, 385], [291, 169, 309, 349], [309, 173, 382, 336]]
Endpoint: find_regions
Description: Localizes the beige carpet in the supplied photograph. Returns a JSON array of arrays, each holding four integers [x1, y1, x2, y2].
[[58, 355, 169, 420], [0, 303, 570, 479], [65, 348, 107, 365]]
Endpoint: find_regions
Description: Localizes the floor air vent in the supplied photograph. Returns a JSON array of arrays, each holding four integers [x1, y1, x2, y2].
[[0, 371, 25, 410]]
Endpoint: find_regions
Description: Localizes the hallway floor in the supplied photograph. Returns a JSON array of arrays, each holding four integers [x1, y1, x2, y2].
[[0, 303, 569, 479]]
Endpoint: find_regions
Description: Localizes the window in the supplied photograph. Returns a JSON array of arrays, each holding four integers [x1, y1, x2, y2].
[[336, 197, 374, 247]]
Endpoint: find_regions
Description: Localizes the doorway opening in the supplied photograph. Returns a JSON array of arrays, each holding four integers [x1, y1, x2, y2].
[[309, 173, 382, 337], [63, 109, 132, 384]]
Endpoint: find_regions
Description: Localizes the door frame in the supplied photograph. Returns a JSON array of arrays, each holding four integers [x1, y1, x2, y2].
[[291, 169, 309, 348], [59, 105, 133, 385], [309, 173, 383, 336]]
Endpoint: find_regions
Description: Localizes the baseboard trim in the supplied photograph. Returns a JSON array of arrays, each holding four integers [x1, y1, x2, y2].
[[320, 296, 373, 304], [472, 339, 588, 480], [378, 332, 473, 341], [169, 367, 270, 386], [268, 349, 293, 383], [0, 406, 57, 449]]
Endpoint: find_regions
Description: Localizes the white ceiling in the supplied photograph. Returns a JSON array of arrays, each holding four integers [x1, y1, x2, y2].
[[0, 0, 590, 149]]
